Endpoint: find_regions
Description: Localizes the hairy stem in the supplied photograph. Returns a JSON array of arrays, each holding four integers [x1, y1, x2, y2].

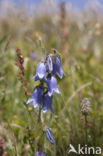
[[85, 115, 88, 144], [38, 107, 41, 123]]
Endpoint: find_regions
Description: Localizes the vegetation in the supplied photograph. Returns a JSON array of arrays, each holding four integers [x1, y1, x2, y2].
[[0, 1, 103, 155]]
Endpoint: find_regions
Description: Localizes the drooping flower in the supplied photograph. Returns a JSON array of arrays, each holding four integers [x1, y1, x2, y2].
[[36, 151, 46, 156], [34, 62, 46, 81], [26, 50, 63, 113], [26, 86, 43, 108], [42, 93, 54, 113], [52, 56, 64, 79], [46, 55, 53, 73], [45, 128, 55, 144], [44, 75, 60, 96]]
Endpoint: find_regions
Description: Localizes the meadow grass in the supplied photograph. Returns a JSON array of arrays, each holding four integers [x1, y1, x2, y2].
[[0, 1, 103, 155]]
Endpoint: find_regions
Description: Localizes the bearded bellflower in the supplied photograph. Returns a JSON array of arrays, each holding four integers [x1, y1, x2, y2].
[[52, 56, 64, 79], [44, 75, 60, 96], [26, 86, 43, 108], [34, 62, 46, 81], [46, 53, 64, 79], [26, 50, 64, 112], [42, 93, 54, 113], [46, 55, 53, 73], [26, 50, 64, 153]]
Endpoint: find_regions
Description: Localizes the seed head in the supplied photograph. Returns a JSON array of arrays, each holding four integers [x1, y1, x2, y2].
[[80, 98, 91, 115]]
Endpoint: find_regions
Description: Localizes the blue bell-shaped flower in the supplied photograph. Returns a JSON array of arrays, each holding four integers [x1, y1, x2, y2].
[[42, 93, 54, 113], [44, 75, 61, 96], [46, 55, 53, 73], [52, 56, 64, 79], [33, 62, 46, 81], [26, 86, 43, 108]]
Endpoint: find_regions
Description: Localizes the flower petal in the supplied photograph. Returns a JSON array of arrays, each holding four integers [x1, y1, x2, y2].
[[46, 55, 53, 73], [34, 62, 46, 81], [26, 97, 34, 104], [45, 76, 61, 96], [52, 56, 64, 79], [26, 86, 43, 108], [42, 93, 54, 113], [33, 75, 39, 81]]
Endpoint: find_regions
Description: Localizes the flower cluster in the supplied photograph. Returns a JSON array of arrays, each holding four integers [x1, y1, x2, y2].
[[26, 50, 64, 113]]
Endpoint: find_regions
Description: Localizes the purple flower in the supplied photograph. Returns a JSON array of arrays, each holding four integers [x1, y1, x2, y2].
[[36, 151, 46, 156], [42, 93, 54, 113], [44, 75, 60, 96], [34, 62, 46, 81], [26, 86, 43, 108], [46, 55, 53, 73], [52, 56, 64, 79], [45, 128, 55, 144]]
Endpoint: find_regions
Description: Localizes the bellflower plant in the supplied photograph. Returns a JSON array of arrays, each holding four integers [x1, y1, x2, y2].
[[26, 49, 64, 113], [26, 49, 64, 152]]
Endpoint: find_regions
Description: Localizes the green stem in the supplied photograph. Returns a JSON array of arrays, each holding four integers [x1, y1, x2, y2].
[[38, 108, 41, 123], [85, 115, 88, 144]]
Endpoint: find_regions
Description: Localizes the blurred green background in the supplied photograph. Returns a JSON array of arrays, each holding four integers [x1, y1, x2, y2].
[[0, 0, 103, 155]]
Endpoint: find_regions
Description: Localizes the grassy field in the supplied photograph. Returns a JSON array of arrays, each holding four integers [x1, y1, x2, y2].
[[0, 1, 103, 156]]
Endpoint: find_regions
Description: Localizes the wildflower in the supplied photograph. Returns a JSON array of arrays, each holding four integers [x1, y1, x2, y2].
[[42, 93, 54, 113], [52, 55, 64, 79], [46, 55, 53, 73], [46, 52, 64, 79], [26, 49, 64, 113], [44, 75, 60, 96], [80, 98, 91, 115], [36, 151, 46, 156], [45, 128, 55, 144], [26, 86, 43, 108], [34, 62, 46, 81]]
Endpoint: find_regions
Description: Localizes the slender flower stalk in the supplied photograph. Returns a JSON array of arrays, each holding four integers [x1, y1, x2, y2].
[[85, 114, 88, 143], [80, 98, 91, 144], [38, 107, 42, 123], [60, 2, 69, 67]]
